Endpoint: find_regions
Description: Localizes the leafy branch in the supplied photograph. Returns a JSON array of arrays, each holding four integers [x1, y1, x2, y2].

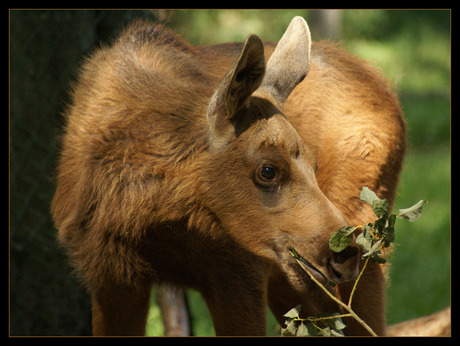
[[282, 186, 427, 337]]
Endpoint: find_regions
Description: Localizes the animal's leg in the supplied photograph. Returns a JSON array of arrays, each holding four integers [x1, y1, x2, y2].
[[91, 283, 152, 336], [156, 285, 191, 336], [203, 277, 267, 336]]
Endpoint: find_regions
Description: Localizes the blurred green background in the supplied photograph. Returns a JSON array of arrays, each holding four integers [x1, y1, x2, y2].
[[10, 9, 450, 336]]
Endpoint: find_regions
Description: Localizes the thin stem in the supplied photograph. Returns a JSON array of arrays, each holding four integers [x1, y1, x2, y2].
[[347, 310, 377, 336], [306, 313, 351, 322], [348, 257, 369, 308]]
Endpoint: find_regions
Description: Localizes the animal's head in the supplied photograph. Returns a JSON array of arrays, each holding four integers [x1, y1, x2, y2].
[[201, 17, 360, 289]]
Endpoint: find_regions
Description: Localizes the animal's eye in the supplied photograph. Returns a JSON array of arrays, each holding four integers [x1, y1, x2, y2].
[[255, 163, 280, 189], [260, 165, 277, 181]]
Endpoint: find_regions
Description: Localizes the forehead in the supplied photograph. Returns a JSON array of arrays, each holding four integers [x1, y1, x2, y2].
[[232, 96, 315, 166], [256, 116, 299, 151], [249, 112, 313, 164]]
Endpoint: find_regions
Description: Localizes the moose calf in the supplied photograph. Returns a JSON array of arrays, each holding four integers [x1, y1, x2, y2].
[[52, 17, 405, 335]]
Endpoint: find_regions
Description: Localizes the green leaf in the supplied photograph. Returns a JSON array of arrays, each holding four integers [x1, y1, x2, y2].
[[296, 322, 309, 336], [331, 329, 345, 336], [360, 186, 390, 219], [329, 226, 358, 253], [382, 214, 396, 247], [360, 186, 380, 205], [331, 314, 346, 331], [306, 322, 324, 336], [374, 215, 387, 234], [397, 200, 427, 222], [320, 313, 347, 334], [386, 213, 396, 229], [284, 305, 301, 319], [282, 321, 297, 336], [355, 225, 372, 252], [321, 327, 332, 336], [362, 239, 387, 263], [362, 238, 383, 258], [372, 198, 389, 219]]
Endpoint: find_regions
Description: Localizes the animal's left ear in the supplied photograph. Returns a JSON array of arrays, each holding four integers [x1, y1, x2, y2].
[[259, 16, 311, 108], [207, 34, 265, 150]]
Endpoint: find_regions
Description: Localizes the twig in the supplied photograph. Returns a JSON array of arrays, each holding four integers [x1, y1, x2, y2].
[[291, 254, 377, 336], [348, 257, 369, 308]]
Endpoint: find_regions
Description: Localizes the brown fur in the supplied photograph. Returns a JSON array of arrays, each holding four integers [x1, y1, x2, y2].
[[51, 18, 405, 336]]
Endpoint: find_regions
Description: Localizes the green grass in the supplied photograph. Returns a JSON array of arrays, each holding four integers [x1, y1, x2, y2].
[[145, 293, 164, 336], [144, 10, 450, 336]]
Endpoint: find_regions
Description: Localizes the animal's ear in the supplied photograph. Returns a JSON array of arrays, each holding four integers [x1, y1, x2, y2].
[[207, 34, 265, 150], [259, 16, 311, 108]]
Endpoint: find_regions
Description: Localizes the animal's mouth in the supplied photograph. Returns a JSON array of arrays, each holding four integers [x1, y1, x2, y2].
[[288, 246, 335, 287]]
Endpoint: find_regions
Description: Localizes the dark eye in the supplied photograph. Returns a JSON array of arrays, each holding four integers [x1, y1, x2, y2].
[[255, 163, 280, 189], [260, 165, 277, 181]]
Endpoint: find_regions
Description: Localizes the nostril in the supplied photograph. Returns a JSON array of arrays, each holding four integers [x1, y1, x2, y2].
[[333, 252, 347, 264], [333, 246, 359, 264], [329, 246, 360, 282], [328, 259, 359, 283], [329, 263, 342, 280]]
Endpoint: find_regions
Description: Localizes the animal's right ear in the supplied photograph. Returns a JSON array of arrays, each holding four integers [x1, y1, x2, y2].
[[259, 16, 311, 109], [207, 34, 265, 151]]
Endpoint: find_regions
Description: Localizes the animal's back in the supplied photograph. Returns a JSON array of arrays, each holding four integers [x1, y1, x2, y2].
[[285, 42, 405, 225]]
